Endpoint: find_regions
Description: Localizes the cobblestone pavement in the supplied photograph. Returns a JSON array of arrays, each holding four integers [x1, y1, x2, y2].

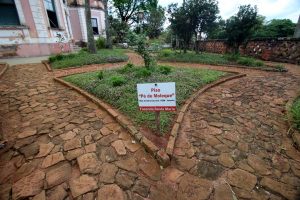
[[0, 57, 300, 200]]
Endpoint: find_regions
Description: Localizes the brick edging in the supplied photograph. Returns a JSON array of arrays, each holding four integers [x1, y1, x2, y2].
[[165, 73, 247, 156], [42, 60, 53, 72], [54, 77, 171, 167], [0, 63, 9, 78]]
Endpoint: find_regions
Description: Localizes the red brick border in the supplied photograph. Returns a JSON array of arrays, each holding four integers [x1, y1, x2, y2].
[[0, 63, 9, 78], [165, 73, 247, 156], [42, 60, 52, 72]]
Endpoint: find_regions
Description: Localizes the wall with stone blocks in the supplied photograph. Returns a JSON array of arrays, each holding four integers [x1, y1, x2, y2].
[[198, 38, 300, 64]]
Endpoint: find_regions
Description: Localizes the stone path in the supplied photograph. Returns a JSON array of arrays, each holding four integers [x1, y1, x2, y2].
[[0, 56, 300, 200]]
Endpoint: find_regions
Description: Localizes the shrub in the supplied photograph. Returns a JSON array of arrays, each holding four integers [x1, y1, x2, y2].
[[96, 37, 106, 49], [254, 60, 264, 67], [159, 66, 172, 75], [97, 71, 104, 80], [237, 57, 255, 66], [159, 49, 172, 57], [119, 63, 135, 74], [80, 47, 88, 53], [224, 53, 240, 62], [274, 64, 286, 72], [110, 76, 126, 87], [49, 54, 64, 63], [135, 68, 151, 78], [291, 98, 300, 131]]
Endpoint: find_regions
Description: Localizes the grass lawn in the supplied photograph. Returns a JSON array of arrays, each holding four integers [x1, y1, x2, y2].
[[291, 97, 300, 131], [158, 49, 286, 71], [49, 49, 128, 69], [63, 64, 227, 133]]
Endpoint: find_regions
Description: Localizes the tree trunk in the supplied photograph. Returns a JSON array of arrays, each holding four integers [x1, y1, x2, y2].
[[103, 0, 112, 49], [85, 0, 97, 53]]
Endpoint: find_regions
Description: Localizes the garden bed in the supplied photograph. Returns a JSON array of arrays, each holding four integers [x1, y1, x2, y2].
[[63, 64, 229, 146], [158, 50, 287, 72], [288, 97, 300, 148], [49, 49, 129, 69]]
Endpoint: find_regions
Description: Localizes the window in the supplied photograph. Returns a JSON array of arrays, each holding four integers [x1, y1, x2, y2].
[[44, 0, 59, 28], [0, 0, 20, 26], [91, 18, 99, 35]]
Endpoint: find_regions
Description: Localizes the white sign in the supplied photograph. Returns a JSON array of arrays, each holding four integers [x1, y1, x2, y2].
[[137, 82, 176, 112]]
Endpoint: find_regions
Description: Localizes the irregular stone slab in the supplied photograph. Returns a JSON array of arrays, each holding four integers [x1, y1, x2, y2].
[[0, 161, 17, 184], [114, 158, 138, 172], [60, 131, 76, 141], [98, 134, 118, 146], [218, 153, 235, 168], [84, 143, 96, 153], [64, 138, 81, 151], [19, 142, 39, 158], [46, 162, 71, 188], [41, 152, 65, 168], [227, 169, 257, 191], [247, 154, 271, 175], [77, 153, 101, 174], [69, 175, 98, 198], [12, 170, 45, 200], [47, 185, 68, 200], [162, 167, 184, 183], [100, 127, 112, 136], [97, 184, 126, 200], [115, 170, 136, 189], [214, 183, 233, 200], [175, 156, 197, 171], [32, 190, 45, 200], [124, 140, 140, 152], [197, 161, 224, 180], [132, 179, 150, 197], [261, 177, 297, 200], [99, 163, 118, 184], [272, 154, 290, 173], [13, 159, 40, 182], [0, 184, 11, 200], [177, 173, 213, 200], [65, 148, 85, 161], [111, 140, 126, 155], [149, 183, 176, 200], [18, 129, 37, 139], [36, 143, 54, 158], [139, 155, 162, 181]]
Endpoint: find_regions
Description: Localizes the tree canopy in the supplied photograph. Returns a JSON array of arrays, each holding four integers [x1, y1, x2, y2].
[[253, 19, 296, 38]]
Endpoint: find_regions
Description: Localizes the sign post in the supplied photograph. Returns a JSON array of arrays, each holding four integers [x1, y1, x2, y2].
[[137, 82, 176, 135]]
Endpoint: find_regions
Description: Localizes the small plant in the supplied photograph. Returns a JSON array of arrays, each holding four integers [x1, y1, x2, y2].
[[110, 76, 126, 87], [237, 57, 255, 66], [135, 68, 151, 78], [291, 98, 300, 131], [274, 64, 286, 72], [159, 66, 172, 75], [159, 49, 172, 57], [119, 63, 135, 74], [254, 60, 264, 67], [80, 47, 88, 53], [224, 53, 240, 62], [96, 37, 106, 49], [97, 71, 104, 80], [49, 54, 64, 63]]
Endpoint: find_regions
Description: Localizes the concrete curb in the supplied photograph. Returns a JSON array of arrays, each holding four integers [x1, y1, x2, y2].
[[166, 73, 247, 156], [0, 63, 9, 78], [54, 77, 171, 167], [42, 60, 53, 72]]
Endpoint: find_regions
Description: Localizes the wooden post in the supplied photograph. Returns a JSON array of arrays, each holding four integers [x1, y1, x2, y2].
[[155, 111, 160, 135]]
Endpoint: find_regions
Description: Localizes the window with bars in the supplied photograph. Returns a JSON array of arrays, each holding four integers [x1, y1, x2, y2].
[[44, 0, 59, 28], [91, 18, 99, 35], [0, 0, 20, 26]]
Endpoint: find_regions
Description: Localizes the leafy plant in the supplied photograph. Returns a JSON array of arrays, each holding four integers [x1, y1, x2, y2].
[[291, 98, 300, 131], [96, 37, 106, 49], [49, 54, 64, 62], [110, 76, 126, 87], [159, 66, 172, 75], [97, 71, 104, 80], [224, 53, 240, 62], [119, 63, 135, 74], [135, 68, 151, 78]]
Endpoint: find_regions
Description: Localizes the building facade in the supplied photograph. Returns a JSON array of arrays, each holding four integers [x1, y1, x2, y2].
[[0, 0, 106, 58]]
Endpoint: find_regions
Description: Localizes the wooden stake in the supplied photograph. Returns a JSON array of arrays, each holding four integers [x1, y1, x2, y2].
[[155, 111, 161, 135]]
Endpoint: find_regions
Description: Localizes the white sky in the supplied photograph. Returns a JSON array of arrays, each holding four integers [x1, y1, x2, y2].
[[159, 0, 300, 23]]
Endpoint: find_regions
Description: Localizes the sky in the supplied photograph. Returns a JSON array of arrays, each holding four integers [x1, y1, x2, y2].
[[158, 0, 300, 23]]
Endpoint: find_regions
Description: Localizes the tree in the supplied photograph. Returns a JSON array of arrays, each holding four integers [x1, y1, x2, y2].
[[111, 0, 146, 23], [168, 0, 219, 53], [103, 0, 112, 48], [143, 3, 165, 38], [225, 5, 259, 53], [85, 0, 96, 53], [206, 18, 226, 39], [110, 16, 129, 43], [253, 19, 296, 38]]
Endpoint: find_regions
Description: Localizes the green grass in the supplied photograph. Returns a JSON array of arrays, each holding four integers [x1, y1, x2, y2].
[[291, 98, 300, 131], [63, 64, 227, 134], [158, 49, 285, 70], [49, 49, 128, 69]]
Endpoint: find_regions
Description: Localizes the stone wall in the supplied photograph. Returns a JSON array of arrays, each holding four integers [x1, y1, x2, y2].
[[198, 38, 300, 64]]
